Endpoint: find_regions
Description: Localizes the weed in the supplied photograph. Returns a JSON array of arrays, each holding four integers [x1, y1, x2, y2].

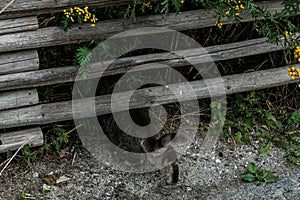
[[225, 90, 300, 165], [44, 125, 78, 152], [39, 86, 54, 102], [224, 91, 281, 146], [4, 144, 38, 170], [287, 65, 300, 88], [19, 145, 38, 168], [128, 194, 140, 200], [242, 162, 278, 186], [63, 6, 98, 29], [273, 108, 300, 165]]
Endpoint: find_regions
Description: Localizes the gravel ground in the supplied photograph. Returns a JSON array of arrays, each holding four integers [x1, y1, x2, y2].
[[0, 133, 299, 200]]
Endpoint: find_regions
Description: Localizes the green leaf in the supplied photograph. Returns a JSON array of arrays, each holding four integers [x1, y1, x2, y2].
[[274, 140, 288, 151], [6, 150, 13, 158], [286, 108, 300, 126], [293, 146, 300, 156], [258, 141, 273, 157], [264, 172, 279, 183], [247, 162, 258, 174], [261, 169, 269, 179], [256, 180, 262, 186], [250, 91, 255, 97], [210, 101, 221, 109], [0, 139, 2, 145], [242, 173, 256, 182], [235, 131, 242, 143]]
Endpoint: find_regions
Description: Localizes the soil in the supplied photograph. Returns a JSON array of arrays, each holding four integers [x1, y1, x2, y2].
[[1, 132, 300, 200]]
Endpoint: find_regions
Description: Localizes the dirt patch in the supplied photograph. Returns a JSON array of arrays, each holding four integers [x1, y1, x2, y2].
[[0, 133, 299, 200]]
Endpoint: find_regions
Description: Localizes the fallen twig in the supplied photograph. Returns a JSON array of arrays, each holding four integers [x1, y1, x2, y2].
[[0, 0, 15, 15], [0, 142, 25, 175]]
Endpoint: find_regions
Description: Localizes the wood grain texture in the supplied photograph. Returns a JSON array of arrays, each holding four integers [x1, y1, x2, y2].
[[0, 127, 43, 153], [0, 0, 134, 19], [0, 16, 38, 35], [0, 89, 39, 111], [0, 0, 290, 53], [0, 0, 289, 20], [0, 65, 296, 129], [0, 37, 283, 92], [0, 50, 39, 75]]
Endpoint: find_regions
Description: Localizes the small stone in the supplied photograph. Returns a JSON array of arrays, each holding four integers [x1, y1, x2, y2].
[[33, 172, 39, 178]]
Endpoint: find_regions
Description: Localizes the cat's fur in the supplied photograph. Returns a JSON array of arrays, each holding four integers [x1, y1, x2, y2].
[[96, 77, 180, 184], [140, 132, 179, 184], [98, 108, 179, 184]]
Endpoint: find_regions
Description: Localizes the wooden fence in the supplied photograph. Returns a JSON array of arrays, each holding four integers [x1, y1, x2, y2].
[[0, 0, 297, 152]]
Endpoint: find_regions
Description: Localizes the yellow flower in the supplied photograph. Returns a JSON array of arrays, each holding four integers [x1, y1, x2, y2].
[[91, 24, 96, 27], [291, 75, 295, 80]]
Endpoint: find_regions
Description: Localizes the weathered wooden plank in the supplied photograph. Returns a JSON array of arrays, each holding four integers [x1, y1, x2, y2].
[[0, 10, 211, 52], [0, 65, 296, 129], [0, 0, 135, 19], [0, 50, 39, 75], [0, 67, 77, 92], [0, 0, 291, 53], [0, 0, 290, 20], [0, 37, 283, 92], [0, 89, 39, 111], [0, 16, 38, 35], [0, 127, 43, 153]]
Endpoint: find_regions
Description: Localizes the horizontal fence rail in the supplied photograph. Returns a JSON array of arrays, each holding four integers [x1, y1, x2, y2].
[[0, 16, 38, 35], [0, 0, 292, 53], [0, 0, 291, 20], [0, 89, 39, 111], [0, 0, 134, 19], [0, 37, 284, 92], [0, 127, 43, 153], [0, 50, 39, 75], [0, 65, 296, 129]]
